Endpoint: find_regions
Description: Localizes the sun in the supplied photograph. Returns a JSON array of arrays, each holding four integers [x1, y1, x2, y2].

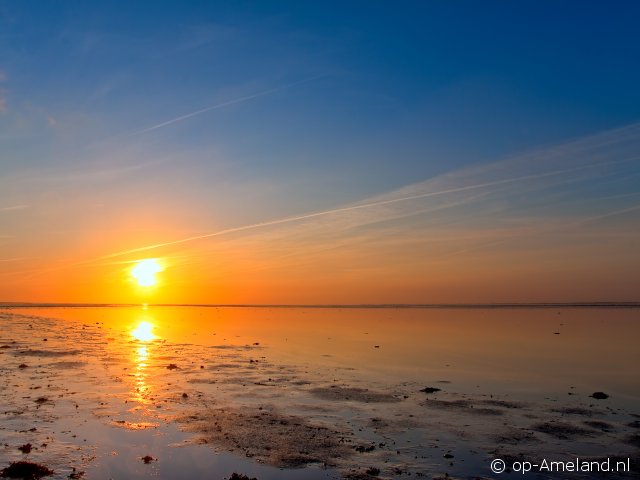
[[131, 259, 162, 287]]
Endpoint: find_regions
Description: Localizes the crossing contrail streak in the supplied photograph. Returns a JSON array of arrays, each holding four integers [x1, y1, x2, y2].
[[127, 75, 327, 137], [93, 158, 621, 262], [0, 204, 29, 212]]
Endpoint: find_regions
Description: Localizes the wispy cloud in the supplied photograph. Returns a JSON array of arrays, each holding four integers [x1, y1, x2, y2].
[[126, 75, 327, 137], [0, 204, 28, 212], [0, 87, 7, 113], [89, 122, 640, 263], [0, 71, 7, 113], [4, 122, 640, 287]]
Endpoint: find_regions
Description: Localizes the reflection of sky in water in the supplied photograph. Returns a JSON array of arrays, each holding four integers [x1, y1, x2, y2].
[[1, 307, 639, 479]]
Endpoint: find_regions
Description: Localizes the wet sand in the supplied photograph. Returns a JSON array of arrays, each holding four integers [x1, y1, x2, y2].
[[0, 306, 638, 479]]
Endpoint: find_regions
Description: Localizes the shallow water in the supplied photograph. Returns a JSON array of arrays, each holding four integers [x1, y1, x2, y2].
[[0, 306, 638, 479]]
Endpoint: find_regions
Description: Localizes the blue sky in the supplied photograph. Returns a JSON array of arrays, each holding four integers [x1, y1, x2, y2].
[[1, 1, 639, 302]]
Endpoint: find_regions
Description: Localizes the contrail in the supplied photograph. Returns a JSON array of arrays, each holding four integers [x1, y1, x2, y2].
[[127, 75, 327, 137], [93, 158, 623, 262], [434, 203, 640, 261], [0, 204, 29, 212]]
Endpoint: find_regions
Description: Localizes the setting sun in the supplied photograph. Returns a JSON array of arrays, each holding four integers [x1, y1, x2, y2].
[[131, 259, 162, 287]]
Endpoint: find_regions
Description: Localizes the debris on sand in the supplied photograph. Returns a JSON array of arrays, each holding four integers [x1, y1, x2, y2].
[[422, 398, 503, 416], [15, 349, 82, 357], [590, 391, 609, 400], [0, 461, 54, 479], [480, 399, 522, 409], [354, 444, 375, 453], [551, 406, 599, 416], [177, 406, 353, 468], [626, 434, 640, 448], [310, 386, 400, 403], [420, 387, 441, 394], [229, 474, 258, 480], [18, 444, 32, 453], [343, 468, 382, 479], [532, 421, 595, 439], [141, 455, 154, 464], [492, 429, 538, 445], [583, 420, 615, 432], [167, 364, 179, 370]]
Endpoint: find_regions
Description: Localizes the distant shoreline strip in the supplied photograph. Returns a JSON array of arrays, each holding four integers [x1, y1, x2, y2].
[[1, 302, 639, 309]]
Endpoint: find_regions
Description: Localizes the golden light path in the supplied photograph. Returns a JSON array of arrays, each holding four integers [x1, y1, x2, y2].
[[131, 319, 158, 409], [131, 321, 156, 342]]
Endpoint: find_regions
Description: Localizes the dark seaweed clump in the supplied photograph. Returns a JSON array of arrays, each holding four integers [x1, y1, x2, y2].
[[0, 461, 54, 479], [229, 474, 257, 480]]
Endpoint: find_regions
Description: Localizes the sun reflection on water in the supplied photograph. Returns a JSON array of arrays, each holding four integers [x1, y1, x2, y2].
[[131, 321, 156, 342], [130, 320, 159, 407]]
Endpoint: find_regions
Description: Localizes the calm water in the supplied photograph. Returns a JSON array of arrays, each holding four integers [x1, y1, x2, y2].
[[1, 306, 638, 479]]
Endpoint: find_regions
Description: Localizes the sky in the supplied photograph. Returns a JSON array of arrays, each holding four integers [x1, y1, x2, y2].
[[1, 1, 639, 304]]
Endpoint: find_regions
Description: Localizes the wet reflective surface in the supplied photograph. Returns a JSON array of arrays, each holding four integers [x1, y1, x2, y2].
[[1, 306, 638, 479]]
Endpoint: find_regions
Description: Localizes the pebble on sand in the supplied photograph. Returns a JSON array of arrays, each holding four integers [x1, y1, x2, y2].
[[18, 443, 32, 454], [420, 387, 442, 394]]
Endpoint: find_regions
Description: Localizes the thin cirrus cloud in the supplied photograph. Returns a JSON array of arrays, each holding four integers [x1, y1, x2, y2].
[[0, 204, 29, 212], [125, 75, 328, 138], [3, 122, 639, 287], [87, 122, 640, 270]]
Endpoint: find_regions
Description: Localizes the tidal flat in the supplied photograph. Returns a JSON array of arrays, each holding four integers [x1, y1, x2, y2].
[[0, 306, 638, 479]]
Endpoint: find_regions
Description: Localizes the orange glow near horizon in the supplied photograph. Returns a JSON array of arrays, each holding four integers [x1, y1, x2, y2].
[[131, 259, 163, 287]]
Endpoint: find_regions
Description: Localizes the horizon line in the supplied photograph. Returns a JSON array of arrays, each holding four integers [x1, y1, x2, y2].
[[1, 301, 639, 309]]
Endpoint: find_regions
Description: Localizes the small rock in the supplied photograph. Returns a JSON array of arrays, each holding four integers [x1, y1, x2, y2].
[[354, 444, 376, 453], [18, 443, 32, 453], [141, 455, 154, 464], [420, 387, 442, 394], [182, 393, 188, 398], [590, 392, 609, 400], [18, 364, 29, 369], [166, 364, 178, 370]]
